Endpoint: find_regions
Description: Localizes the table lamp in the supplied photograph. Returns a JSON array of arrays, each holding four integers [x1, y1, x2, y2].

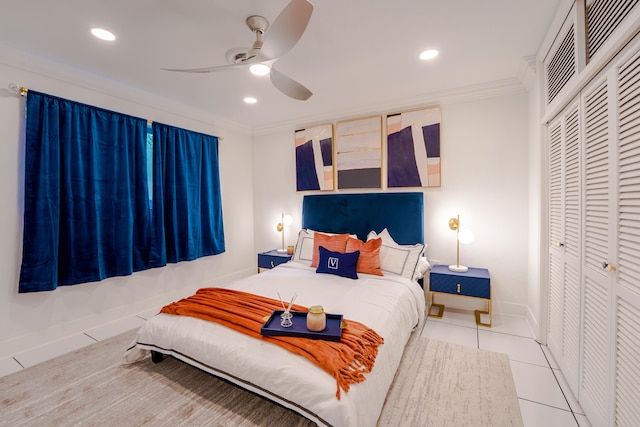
[[275, 212, 293, 253], [448, 214, 474, 272]]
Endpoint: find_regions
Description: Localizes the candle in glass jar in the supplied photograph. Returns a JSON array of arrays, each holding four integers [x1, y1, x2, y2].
[[307, 305, 326, 332]]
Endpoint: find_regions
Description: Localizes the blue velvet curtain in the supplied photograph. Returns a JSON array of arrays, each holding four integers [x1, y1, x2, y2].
[[19, 91, 165, 293], [153, 122, 225, 263]]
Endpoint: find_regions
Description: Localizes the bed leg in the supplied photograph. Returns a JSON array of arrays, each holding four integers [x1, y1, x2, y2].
[[151, 351, 164, 364]]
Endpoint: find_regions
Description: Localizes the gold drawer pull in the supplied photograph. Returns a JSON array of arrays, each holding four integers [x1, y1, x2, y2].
[[270, 261, 275, 268], [457, 284, 461, 293]]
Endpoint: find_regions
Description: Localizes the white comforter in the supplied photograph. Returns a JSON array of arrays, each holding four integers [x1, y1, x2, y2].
[[124, 262, 425, 427]]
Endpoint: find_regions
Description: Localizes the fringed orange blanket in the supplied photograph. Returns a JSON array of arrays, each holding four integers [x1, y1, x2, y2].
[[160, 287, 384, 399]]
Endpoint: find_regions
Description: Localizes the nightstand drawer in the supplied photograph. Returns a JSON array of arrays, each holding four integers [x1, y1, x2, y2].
[[429, 266, 490, 299], [258, 250, 292, 269]]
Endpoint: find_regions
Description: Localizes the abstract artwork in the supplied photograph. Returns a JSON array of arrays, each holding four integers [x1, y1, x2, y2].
[[335, 116, 382, 189], [387, 107, 441, 187], [295, 124, 334, 191]]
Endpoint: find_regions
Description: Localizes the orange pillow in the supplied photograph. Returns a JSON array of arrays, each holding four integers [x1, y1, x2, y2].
[[311, 232, 351, 268], [346, 237, 383, 276]]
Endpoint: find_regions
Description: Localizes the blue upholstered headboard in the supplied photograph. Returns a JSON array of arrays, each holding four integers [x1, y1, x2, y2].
[[301, 192, 424, 244]]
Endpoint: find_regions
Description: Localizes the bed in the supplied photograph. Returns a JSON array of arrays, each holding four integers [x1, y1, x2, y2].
[[124, 192, 426, 426]]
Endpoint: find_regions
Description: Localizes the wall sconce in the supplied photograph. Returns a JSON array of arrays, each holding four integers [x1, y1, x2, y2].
[[448, 214, 474, 272], [274, 212, 293, 253]]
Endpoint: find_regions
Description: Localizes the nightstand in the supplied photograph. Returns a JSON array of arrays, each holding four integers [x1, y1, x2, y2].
[[428, 265, 491, 327], [258, 249, 292, 272]]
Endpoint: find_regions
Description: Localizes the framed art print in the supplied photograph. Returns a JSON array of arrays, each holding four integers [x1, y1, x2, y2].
[[386, 106, 441, 187], [295, 124, 334, 191], [335, 116, 382, 189]]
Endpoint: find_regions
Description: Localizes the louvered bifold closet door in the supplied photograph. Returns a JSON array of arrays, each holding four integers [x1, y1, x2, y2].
[[581, 76, 615, 427], [563, 105, 581, 394], [614, 47, 640, 427], [547, 102, 582, 395], [548, 119, 564, 358]]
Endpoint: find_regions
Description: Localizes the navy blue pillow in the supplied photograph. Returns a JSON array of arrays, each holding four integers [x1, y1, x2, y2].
[[315, 246, 360, 279]]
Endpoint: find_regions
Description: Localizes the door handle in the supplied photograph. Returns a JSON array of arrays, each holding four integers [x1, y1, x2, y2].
[[602, 262, 617, 272]]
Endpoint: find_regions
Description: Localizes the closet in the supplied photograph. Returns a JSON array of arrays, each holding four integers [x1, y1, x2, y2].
[[546, 31, 640, 427]]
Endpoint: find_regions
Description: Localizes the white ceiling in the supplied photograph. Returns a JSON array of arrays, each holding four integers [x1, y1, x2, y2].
[[0, 0, 562, 129]]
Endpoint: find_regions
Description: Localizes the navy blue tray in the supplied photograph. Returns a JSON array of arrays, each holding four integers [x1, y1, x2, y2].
[[260, 310, 344, 342]]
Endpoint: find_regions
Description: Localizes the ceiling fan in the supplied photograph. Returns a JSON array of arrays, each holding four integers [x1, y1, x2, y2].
[[163, 0, 313, 101]]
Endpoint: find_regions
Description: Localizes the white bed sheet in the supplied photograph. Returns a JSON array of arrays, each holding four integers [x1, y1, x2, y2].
[[124, 262, 426, 427]]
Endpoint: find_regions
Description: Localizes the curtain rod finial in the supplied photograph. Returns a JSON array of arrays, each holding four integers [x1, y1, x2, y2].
[[8, 83, 27, 96]]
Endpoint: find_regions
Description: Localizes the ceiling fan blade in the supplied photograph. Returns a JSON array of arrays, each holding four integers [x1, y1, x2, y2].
[[270, 67, 312, 100], [162, 61, 252, 74], [261, 0, 313, 60]]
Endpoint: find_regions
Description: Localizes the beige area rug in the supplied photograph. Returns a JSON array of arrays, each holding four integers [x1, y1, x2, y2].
[[0, 329, 522, 427]]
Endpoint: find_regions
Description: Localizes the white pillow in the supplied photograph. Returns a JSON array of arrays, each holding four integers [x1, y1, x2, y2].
[[292, 229, 315, 264], [292, 229, 357, 265], [413, 256, 431, 280], [367, 228, 425, 280]]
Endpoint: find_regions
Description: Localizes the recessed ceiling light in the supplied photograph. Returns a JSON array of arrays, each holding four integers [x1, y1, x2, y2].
[[244, 97, 257, 104], [419, 49, 439, 60], [249, 64, 271, 76], [91, 28, 116, 41]]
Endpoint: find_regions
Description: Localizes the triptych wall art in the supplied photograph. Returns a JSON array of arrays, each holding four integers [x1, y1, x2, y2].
[[295, 106, 441, 191]]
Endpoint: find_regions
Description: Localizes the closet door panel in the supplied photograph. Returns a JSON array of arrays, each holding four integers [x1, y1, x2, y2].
[[580, 76, 615, 427], [614, 47, 640, 426], [546, 102, 581, 394], [617, 49, 640, 296]]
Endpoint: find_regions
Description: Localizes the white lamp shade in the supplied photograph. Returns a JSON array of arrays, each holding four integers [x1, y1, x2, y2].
[[458, 229, 474, 245], [283, 214, 293, 226]]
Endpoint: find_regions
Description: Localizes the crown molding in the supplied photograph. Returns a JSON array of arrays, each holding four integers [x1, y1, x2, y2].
[[517, 56, 538, 91], [251, 78, 527, 137], [0, 43, 251, 138]]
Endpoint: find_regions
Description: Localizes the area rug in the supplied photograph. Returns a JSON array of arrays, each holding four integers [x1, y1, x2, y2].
[[0, 329, 522, 426]]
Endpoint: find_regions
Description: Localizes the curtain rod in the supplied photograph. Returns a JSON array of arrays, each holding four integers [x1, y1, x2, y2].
[[8, 83, 223, 141]]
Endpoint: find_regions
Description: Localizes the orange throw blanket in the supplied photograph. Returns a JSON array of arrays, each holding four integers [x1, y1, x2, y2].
[[160, 287, 384, 399]]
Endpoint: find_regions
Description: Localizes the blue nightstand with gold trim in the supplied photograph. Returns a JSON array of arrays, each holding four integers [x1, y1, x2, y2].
[[428, 265, 491, 327], [258, 249, 292, 272]]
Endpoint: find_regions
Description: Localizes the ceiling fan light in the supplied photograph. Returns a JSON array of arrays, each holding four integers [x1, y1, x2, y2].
[[419, 49, 438, 60], [249, 63, 271, 76], [244, 97, 257, 104], [91, 28, 116, 41]]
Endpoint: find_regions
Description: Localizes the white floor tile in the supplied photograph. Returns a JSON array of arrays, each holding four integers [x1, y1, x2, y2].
[[421, 320, 478, 348], [0, 357, 23, 377], [13, 333, 97, 369], [84, 315, 145, 341], [136, 307, 162, 320], [489, 313, 534, 338], [426, 306, 478, 329], [553, 368, 584, 415], [519, 399, 578, 427], [510, 360, 570, 410], [479, 329, 548, 367]]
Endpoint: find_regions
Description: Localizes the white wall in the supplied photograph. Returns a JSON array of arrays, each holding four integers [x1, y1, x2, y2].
[[0, 47, 256, 357], [0, 42, 539, 356], [252, 90, 532, 316]]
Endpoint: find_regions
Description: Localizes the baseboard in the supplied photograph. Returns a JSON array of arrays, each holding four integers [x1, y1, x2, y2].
[[0, 267, 256, 359]]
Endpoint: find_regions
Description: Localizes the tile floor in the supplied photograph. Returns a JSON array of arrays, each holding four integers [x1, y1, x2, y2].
[[421, 306, 592, 427], [0, 305, 593, 427], [0, 307, 158, 377]]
